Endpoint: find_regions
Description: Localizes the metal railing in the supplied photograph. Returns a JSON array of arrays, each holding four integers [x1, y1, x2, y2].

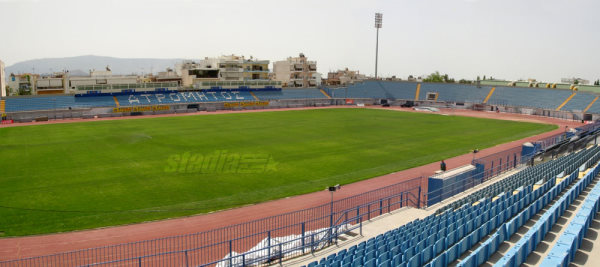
[[422, 146, 537, 208], [0, 177, 422, 267]]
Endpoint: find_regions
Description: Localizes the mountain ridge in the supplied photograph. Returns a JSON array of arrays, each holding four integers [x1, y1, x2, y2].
[[5, 55, 188, 76]]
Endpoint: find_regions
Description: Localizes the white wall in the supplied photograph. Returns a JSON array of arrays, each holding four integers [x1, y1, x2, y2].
[[69, 76, 138, 87], [272, 61, 291, 85]]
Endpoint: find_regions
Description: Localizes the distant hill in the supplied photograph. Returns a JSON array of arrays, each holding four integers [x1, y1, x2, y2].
[[5, 55, 187, 76]]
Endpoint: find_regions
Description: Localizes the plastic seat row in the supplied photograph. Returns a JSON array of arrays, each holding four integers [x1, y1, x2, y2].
[[487, 86, 575, 110], [440, 176, 557, 267], [327, 81, 417, 100], [456, 151, 600, 266], [253, 89, 327, 100], [439, 146, 600, 214], [403, 176, 556, 267], [541, 163, 600, 266], [304, 147, 600, 267], [491, 161, 600, 267], [4, 95, 116, 112], [305, 175, 552, 267], [454, 166, 579, 267]]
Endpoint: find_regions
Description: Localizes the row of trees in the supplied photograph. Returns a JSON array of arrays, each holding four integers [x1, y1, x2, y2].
[[422, 72, 600, 87], [422, 72, 499, 84], [422, 71, 455, 83]]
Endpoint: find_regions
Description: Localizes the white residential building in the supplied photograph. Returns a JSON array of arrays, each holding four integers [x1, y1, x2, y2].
[[68, 68, 140, 91], [272, 53, 318, 87], [178, 55, 270, 87]]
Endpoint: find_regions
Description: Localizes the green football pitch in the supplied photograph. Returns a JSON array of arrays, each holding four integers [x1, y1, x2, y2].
[[0, 108, 556, 236]]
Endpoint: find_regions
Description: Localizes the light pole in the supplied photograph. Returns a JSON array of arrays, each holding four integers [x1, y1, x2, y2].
[[374, 13, 383, 80], [328, 184, 341, 244]]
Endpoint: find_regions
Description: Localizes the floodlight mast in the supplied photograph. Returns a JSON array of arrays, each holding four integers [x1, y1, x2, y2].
[[374, 13, 383, 79]]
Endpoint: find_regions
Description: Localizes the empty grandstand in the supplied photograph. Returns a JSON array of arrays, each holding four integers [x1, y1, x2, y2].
[[299, 142, 600, 267], [3, 80, 600, 123]]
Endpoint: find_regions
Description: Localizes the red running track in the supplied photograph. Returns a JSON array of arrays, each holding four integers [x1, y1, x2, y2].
[[0, 107, 584, 261]]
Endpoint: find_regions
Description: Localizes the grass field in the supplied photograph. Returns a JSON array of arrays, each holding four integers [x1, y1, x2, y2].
[[0, 108, 556, 236]]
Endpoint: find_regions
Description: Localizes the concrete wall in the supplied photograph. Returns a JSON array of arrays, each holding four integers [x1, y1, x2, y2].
[[68, 76, 139, 87], [272, 61, 291, 86]]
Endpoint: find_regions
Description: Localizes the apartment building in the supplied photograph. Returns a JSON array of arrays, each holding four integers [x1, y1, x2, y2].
[[326, 68, 366, 86], [272, 53, 318, 87], [178, 55, 270, 87], [7, 73, 40, 95]]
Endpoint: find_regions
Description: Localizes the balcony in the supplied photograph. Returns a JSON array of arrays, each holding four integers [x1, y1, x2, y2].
[[244, 69, 269, 73], [221, 68, 243, 72]]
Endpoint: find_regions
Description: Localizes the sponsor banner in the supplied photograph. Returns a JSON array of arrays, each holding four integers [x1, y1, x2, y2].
[[1, 120, 14, 124], [112, 105, 170, 113], [223, 101, 269, 108], [345, 99, 354, 104]]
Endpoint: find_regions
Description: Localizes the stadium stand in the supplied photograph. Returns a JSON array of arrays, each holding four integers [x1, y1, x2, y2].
[[4, 95, 115, 112], [437, 146, 595, 214], [486, 86, 574, 110], [114, 91, 255, 106], [541, 170, 600, 266], [252, 88, 327, 100], [585, 97, 600, 115], [301, 145, 600, 267], [561, 91, 597, 112], [462, 154, 600, 267], [3, 81, 598, 115], [327, 81, 417, 100], [418, 83, 490, 104]]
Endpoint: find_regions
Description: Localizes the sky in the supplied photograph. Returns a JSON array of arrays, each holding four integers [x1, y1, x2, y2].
[[0, 0, 598, 82]]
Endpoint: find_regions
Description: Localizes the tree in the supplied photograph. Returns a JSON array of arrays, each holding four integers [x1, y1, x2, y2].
[[477, 76, 481, 81], [574, 79, 579, 85], [423, 71, 444, 83], [458, 79, 472, 84], [483, 75, 487, 80], [18, 88, 31, 96], [423, 72, 456, 83]]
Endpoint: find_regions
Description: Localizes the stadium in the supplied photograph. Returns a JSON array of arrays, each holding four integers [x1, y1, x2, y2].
[[2, 78, 600, 267], [3, 1, 600, 266]]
